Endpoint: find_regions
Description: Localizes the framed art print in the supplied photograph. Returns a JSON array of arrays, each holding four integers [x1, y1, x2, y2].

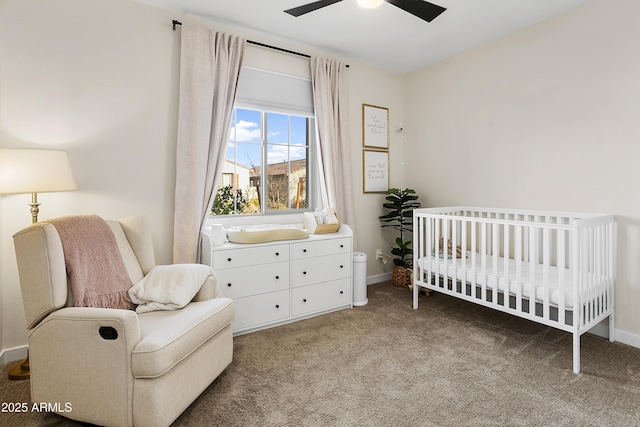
[[362, 104, 389, 150], [363, 149, 389, 193]]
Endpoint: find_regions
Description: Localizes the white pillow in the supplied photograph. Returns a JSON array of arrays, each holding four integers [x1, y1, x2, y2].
[[128, 264, 212, 313]]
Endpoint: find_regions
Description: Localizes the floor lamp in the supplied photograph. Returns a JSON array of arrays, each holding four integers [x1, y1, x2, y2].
[[0, 149, 77, 380]]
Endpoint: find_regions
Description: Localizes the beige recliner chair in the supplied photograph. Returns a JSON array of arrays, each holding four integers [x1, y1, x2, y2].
[[12, 215, 234, 426]]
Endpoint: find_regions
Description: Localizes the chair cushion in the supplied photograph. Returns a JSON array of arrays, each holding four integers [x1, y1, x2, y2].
[[131, 298, 234, 378]]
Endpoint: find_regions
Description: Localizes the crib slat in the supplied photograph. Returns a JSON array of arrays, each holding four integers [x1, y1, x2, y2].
[[572, 224, 581, 330], [586, 227, 593, 324], [452, 218, 458, 291], [529, 226, 536, 316], [461, 219, 468, 290], [558, 228, 566, 325], [542, 227, 550, 320], [481, 222, 488, 302], [504, 223, 510, 309], [435, 217, 441, 289], [491, 222, 499, 307], [471, 221, 477, 299], [515, 225, 523, 312], [443, 219, 450, 291], [425, 216, 430, 291]]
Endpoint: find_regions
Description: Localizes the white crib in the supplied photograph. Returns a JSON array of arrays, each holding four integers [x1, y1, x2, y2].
[[412, 206, 615, 373]]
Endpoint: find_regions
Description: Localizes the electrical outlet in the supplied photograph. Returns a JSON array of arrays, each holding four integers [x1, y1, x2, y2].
[[376, 249, 384, 260]]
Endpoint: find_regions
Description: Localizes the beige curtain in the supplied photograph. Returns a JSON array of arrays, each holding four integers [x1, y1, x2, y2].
[[173, 26, 245, 263], [311, 57, 357, 240]]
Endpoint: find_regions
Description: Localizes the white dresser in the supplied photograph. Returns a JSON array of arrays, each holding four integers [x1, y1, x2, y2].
[[201, 225, 353, 335]]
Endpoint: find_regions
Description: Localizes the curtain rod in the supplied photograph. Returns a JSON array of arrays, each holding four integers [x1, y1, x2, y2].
[[171, 20, 349, 67]]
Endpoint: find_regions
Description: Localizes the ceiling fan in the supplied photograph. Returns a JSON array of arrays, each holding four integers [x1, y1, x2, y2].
[[284, 0, 446, 23]]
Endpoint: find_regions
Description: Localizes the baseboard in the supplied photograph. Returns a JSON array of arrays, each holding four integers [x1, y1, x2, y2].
[[613, 328, 640, 349], [587, 323, 640, 350], [367, 273, 391, 285], [0, 345, 28, 365]]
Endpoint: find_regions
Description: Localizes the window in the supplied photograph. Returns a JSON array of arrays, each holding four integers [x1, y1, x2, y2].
[[212, 64, 316, 216], [212, 108, 315, 215]]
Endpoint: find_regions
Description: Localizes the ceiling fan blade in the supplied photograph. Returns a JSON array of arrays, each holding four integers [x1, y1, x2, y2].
[[285, 0, 343, 17], [385, 0, 446, 22]]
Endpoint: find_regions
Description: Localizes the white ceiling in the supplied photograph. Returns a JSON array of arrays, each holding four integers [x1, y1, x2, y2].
[[132, 0, 591, 73]]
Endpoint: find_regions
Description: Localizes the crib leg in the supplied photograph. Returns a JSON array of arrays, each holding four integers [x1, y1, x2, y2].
[[413, 282, 419, 309], [573, 333, 580, 374], [609, 312, 615, 342]]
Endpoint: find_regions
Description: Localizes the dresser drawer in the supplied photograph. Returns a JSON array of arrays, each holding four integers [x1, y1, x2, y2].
[[291, 278, 351, 317], [217, 262, 290, 299], [231, 290, 290, 333], [213, 244, 289, 269], [291, 252, 351, 287], [291, 238, 350, 259]]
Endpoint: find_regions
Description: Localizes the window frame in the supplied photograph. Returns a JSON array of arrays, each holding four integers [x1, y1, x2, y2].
[[211, 106, 317, 217]]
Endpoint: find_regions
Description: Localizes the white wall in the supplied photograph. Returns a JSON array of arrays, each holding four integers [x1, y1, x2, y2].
[[347, 65, 406, 282], [0, 0, 180, 361], [404, 0, 640, 341], [0, 0, 404, 360]]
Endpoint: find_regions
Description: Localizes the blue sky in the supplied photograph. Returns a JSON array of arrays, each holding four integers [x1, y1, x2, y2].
[[227, 108, 308, 170]]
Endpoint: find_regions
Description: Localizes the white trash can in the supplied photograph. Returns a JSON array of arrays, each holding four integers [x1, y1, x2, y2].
[[353, 252, 368, 306]]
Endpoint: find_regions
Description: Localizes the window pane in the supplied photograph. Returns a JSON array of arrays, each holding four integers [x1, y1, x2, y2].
[[213, 109, 262, 215], [290, 149, 308, 210], [236, 143, 261, 214], [265, 113, 309, 212], [290, 115, 308, 146], [267, 112, 288, 145]]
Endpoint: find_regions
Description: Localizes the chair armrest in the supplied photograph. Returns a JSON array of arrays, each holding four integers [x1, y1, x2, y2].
[[192, 272, 225, 302], [30, 306, 142, 358], [34, 306, 141, 340], [28, 307, 141, 426]]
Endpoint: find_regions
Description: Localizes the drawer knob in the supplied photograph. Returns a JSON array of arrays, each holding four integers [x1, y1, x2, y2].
[[303, 298, 307, 303], [340, 265, 344, 269], [303, 271, 307, 275], [340, 291, 344, 294], [227, 283, 232, 287], [275, 304, 280, 309], [303, 249, 307, 253], [227, 257, 232, 262], [340, 244, 344, 248], [275, 275, 280, 280]]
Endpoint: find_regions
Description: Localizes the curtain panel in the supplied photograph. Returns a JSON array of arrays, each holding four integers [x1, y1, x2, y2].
[[311, 57, 357, 242], [173, 26, 245, 263]]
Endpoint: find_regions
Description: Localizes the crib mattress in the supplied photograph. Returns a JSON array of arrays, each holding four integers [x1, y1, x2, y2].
[[418, 253, 576, 309]]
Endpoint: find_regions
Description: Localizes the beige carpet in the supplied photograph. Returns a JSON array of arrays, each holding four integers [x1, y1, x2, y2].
[[2, 282, 640, 426]]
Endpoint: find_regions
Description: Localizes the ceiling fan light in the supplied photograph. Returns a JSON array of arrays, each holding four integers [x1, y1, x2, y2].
[[357, 0, 384, 9]]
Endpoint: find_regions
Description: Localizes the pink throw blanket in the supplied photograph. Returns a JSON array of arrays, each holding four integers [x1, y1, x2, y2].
[[48, 215, 135, 310]]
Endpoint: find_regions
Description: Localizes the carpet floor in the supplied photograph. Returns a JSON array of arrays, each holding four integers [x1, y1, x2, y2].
[[2, 281, 639, 426]]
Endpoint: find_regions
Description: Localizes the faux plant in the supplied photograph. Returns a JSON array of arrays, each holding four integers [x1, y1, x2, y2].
[[379, 188, 421, 267]]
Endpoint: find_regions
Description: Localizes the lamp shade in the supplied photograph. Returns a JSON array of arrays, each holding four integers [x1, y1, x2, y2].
[[0, 149, 77, 195]]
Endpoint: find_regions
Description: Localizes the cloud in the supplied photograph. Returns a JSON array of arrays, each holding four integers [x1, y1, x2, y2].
[[230, 120, 261, 142], [267, 143, 307, 164]]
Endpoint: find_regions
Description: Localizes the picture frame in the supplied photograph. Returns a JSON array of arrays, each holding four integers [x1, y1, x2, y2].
[[363, 149, 389, 193], [362, 104, 389, 150]]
